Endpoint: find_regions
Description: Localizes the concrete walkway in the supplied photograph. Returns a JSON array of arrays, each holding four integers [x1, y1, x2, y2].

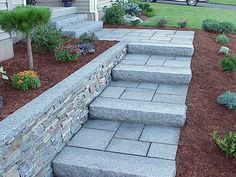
[[53, 29, 194, 177], [156, 0, 236, 10]]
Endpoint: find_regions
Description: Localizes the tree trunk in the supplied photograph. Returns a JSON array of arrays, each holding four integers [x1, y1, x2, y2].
[[26, 34, 33, 70]]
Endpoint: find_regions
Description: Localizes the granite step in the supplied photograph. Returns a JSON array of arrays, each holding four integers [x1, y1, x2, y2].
[[112, 63, 192, 84], [89, 97, 186, 127], [61, 21, 103, 38], [51, 14, 87, 29], [50, 7, 78, 18], [53, 147, 176, 177]]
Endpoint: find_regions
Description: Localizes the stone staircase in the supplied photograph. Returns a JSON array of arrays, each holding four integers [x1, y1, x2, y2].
[[50, 7, 103, 38], [52, 39, 194, 176]]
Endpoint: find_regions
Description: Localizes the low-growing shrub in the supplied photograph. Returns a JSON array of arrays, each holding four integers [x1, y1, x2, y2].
[[177, 20, 187, 28], [104, 4, 125, 25], [12, 71, 41, 91], [156, 18, 168, 27], [202, 19, 235, 33], [217, 91, 236, 109], [212, 131, 236, 157], [138, 3, 154, 17], [220, 55, 236, 71], [130, 19, 141, 26], [79, 32, 98, 44], [124, 3, 142, 16], [216, 34, 229, 45], [32, 25, 65, 52], [55, 44, 80, 62]]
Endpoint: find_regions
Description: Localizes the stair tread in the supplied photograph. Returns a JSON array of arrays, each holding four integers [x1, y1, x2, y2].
[[51, 14, 86, 22], [53, 147, 176, 177], [62, 21, 103, 31]]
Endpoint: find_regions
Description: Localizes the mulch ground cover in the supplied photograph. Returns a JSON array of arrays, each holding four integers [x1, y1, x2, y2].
[[105, 24, 236, 177], [0, 40, 117, 121]]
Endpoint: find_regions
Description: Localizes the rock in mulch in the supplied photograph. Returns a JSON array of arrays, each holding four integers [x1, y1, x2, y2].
[[78, 43, 96, 55]]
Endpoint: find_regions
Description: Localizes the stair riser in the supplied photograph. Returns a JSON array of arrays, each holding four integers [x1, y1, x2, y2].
[[51, 16, 87, 29], [51, 7, 78, 18], [89, 107, 186, 127], [112, 70, 191, 85], [128, 43, 194, 57]]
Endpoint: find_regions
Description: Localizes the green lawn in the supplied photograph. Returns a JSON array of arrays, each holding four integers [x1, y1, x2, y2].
[[142, 3, 236, 29], [208, 0, 236, 6]]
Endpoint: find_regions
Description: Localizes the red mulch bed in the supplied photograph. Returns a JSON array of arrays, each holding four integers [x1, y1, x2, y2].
[[105, 24, 236, 176], [0, 40, 117, 121]]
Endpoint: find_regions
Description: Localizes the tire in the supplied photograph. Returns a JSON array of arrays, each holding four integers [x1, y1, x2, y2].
[[186, 0, 198, 6]]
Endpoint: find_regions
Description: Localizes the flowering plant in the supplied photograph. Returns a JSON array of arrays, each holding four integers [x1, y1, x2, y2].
[[55, 44, 80, 62], [12, 71, 41, 91]]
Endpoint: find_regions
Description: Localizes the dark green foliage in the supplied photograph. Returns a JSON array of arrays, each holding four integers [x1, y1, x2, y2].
[[32, 25, 65, 52], [217, 91, 236, 109], [202, 19, 235, 33], [220, 55, 236, 71], [216, 34, 229, 45], [79, 32, 98, 44], [55, 45, 80, 62], [156, 18, 168, 27], [177, 20, 187, 28], [130, 19, 141, 26], [104, 4, 125, 25], [0, 6, 50, 35], [138, 3, 154, 17], [212, 131, 236, 157]]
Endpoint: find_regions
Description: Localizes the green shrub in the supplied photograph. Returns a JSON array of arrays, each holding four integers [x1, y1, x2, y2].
[[177, 20, 187, 28], [12, 71, 41, 91], [220, 21, 234, 34], [138, 3, 154, 17], [55, 44, 80, 62], [202, 19, 235, 33], [202, 19, 222, 32], [220, 55, 236, 71], [0, 6, 51, 69], [124, 3, 141, 16], [217, 91, 236, 109], [130, 19, 141, 26], [156, 18, 168, 27], [79, 32, 98, 44], [216, 34, 229, 45], [104, 4, 125, 25], [212, 131, 236, 157], [32, 25, 64, 52]]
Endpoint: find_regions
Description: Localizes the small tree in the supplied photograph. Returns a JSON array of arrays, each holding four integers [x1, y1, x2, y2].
[[0, 6, 51, 69]]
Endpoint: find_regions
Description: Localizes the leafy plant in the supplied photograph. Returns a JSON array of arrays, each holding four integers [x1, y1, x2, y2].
[[79, 32, 98, 44], [212, 130, 236, 157], [12, 71, 41, 91], [220, 55, 236, 71], [32, 25, 65, 52], [130, 19, 141, 26], [202, 19, 235, 33], [217, 91, 236, 109], [104, 4, 125, 25], [156, 18, 168, 27], [55, 44, 80, 62], [0, 6, 51, 70], [124, 3, 142, 16], [177, 20, 187, 28], [0, 66, 9, 80], [216, 34, 229, 45], [138, 2, 154, 16]]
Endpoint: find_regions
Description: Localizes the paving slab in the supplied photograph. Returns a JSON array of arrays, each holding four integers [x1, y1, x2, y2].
[[138, 83, 159, 90], [110, 81, 139, 88], [124, 54, 150, 61], [157, 84, 188, 96], [152, 93, 186, 105], [149, 55, 175, 60], [146, 59, 165, 66], [83, 119, 121, 131], [120, 88, 156, 101], [120, 59, 147, 65], [148, 143, 177, 160], [68, 128, 114, 150], [140, 125, 180, 145], [164, 60, 191, 68], [107, 138, 150, 156], [53, 147, 176, 177], [115, 122, 145, 140], [100, 86, 126, 98]]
